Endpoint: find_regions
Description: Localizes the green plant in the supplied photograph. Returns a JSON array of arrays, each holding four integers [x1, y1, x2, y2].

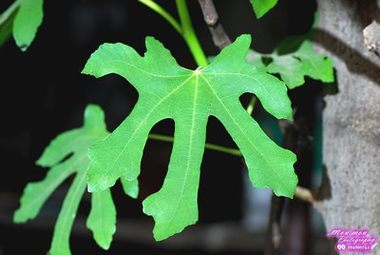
[[1, 0, 334, 254], [14, 105, 138, 253], [83, 35, 297, 240]]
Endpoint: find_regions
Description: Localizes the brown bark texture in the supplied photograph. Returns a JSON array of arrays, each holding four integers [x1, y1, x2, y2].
[[315, 0, 380, 254]]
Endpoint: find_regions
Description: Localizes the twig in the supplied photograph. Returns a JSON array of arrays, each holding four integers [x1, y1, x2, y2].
[[295, 186, 315, 204], [265, 195, 284, 255], [246, 96, 257, 115], [149, 133, 241, 156], [150, 132, 315, 204], [197, 0, 231, 49]]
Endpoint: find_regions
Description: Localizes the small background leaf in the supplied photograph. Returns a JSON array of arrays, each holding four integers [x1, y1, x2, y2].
[[13, 104, 135, 255], [250, 0, 278, 19], [0, 0, 44, 50], [247, 12, 334, 88], [86, 189, 116, 250], [13, 0, 44, 51], [248, 35, 334, 89], [0, 6, 17, 47], [267, 40, 334, 88], [121, 177, 139, 199]]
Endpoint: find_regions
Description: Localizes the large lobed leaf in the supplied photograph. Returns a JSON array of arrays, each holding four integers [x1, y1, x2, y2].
[[0, 0, 44, 50], [14, 105, 138, 255], [82, 35, 298, 241]]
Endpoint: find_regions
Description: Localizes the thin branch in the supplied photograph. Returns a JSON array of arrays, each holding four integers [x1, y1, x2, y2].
[[149, 133, 241, 156], [197, 0, 231, 49], [150, 133, 315, 204], [197, 0, 259, 118], [176, 0, 208, 66], [246, 96, 257, 115], [295, 186, 315, 204], [265, 195, 284, 255]]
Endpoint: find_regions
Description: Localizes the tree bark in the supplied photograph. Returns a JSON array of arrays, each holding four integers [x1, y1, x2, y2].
[[314, 0, 380, 254]]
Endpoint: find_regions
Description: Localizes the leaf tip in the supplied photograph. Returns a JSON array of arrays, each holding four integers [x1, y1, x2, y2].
[[121, 178, 139, 199], [250, 0, 278, 19], [145, 36, 158, 45], [81, 43, 112, 77], [274, 153, 298, 199], [35, 155, 53, 168], [94, 237, 112, 250], [13, 210, 25, 224], [83, 104, 106, 130], [86, 179, 107, 193], [13, 203, 33, 224], [81, 61, 93, 76], [144, 36, 167, 51], [270, 177, 298, 199], [273, 174, 298, 199], [87, 176, 116, 193], [211, 34, 252, 64], [152, 231, 165, 242], [13, 0, 44, 52], [150, 218, 198, 242], [235, 34, 252, 47]]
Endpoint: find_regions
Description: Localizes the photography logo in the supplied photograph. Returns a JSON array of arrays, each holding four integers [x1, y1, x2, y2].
[[326, 228, 378, 254]]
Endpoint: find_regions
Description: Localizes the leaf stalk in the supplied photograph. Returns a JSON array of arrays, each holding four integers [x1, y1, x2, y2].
[[175, 0, 208, 67], [137, 0, 182, 34], [0, 1, 20, 25], [137, 0, 208, 67]]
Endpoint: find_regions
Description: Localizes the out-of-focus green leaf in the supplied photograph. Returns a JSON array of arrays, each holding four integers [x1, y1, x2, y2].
[[250, 0, 278, 18], [0, 5, 17, 46], [86, 189, 116, 250], [248, 34, 334, 89], [0, 0, 44, 50], [13, 0, 44, 51], [121, 178, 139, 199], [247, 12, 334, 88], [267, 40, 334, 89], [14, 105, 138, 255]]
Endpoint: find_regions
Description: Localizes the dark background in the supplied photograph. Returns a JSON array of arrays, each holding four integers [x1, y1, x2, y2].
[[0, 0, 329, 254]]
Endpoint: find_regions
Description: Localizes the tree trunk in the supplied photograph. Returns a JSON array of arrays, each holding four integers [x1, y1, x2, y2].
[[314, 0, 380, 254]]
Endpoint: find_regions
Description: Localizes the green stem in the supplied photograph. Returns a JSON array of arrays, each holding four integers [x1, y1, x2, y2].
[[138, 0, 182, 34], [139, 0, 208, 67], [0, 1, 20, 25], [149, 133, 242, 157], [150, 133, 309, 199], [246, 95, 257, 115], [175, 0, 208, 67]]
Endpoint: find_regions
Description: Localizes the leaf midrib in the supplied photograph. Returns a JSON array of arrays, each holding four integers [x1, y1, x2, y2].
[[52, 168, 87, 253], [113, 59, 190, 79], [100, 73, 196, 182], [17, 155, 87, 221], [160, 73, 201, 236], [204, 71, 286, 115]]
